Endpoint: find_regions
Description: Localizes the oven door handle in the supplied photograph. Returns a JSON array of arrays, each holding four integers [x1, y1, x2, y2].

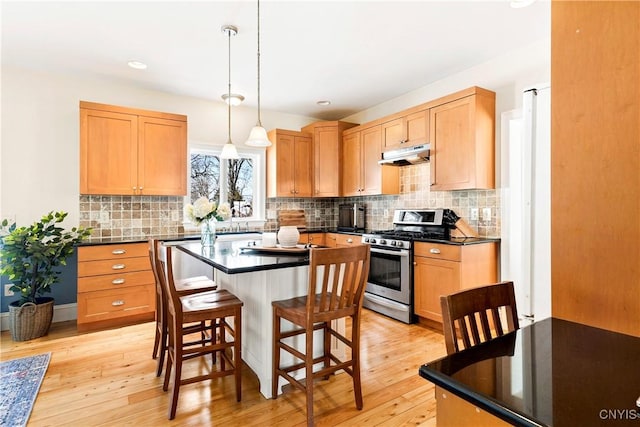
[[365, 293, 411, 312], [370, 247, 410, 257]]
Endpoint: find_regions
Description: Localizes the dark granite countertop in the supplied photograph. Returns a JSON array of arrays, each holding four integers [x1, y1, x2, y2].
[[414, 236, 501, 246], [419, 317, 640, 427], [174, 240, 310, 275]]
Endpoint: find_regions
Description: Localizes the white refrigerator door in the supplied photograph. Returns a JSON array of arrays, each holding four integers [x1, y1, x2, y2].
[[501, 85, 551, 324]]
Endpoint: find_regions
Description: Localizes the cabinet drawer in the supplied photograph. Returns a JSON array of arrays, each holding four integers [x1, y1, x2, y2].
[[78, 256, 151, 277], [78, 270, 155, 293], [77, 284, 155, 324], [334, 234, 361, 247], [414, 242, 461, 261], [78, 243, 148, 261]]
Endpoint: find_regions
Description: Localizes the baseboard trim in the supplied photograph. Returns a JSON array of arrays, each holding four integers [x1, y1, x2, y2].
[[0, 303, 77, 331]]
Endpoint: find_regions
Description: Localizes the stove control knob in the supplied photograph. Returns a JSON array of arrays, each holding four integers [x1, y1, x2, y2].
[[390, 241, 396, 246], [370, 239, 376, 244], [363, 237, 369, 243], [379, 239, 386, 245]]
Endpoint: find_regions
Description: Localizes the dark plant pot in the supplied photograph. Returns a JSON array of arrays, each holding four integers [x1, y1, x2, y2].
[[8, 297, 55, 341]]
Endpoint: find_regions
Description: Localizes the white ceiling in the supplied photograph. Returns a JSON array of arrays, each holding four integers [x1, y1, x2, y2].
[[1, 1, 550, 121]]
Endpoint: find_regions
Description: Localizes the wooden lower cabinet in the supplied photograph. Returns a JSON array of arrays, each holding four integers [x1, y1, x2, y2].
[[435, 386, 510, 427], [77, 242, 155, 331], [413, 241, 498, 323], [325, 233, 362, 248]]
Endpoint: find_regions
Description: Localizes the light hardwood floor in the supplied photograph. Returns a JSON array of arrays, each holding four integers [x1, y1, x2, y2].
[[0, 309, 446, 426]]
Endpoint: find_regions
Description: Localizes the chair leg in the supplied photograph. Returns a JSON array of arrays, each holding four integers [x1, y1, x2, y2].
[[234, 308, 242, 402], [305, 326, 315, 426], [152, 322, 161, 359], [322, 321, 331, 380], [156, 316, 168, 377], [351, 315, 363, 410], [168, 326, 184, 420], [272, 309, 282, 399]]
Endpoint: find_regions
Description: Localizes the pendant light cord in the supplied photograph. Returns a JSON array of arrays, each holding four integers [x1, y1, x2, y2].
[[256, 0, 262, 126], [227, 27, 232, 144]]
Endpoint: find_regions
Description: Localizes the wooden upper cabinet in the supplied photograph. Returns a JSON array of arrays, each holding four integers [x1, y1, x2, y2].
[[301, 120, 358, 198], [80, 101, 187, 196], [266, 129, 313, 197], [430, 89, 495, 191], [382, 109, 429, 150], [342, 131, 362, 197], [342, 126, 399, 197]]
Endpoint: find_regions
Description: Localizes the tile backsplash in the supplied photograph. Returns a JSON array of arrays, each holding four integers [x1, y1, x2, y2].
[[79, 195, 184, 241], [80, 163, 500, 240]]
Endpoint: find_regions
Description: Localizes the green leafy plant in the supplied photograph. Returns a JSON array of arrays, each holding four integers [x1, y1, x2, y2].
[[0, 211, 92, 306]]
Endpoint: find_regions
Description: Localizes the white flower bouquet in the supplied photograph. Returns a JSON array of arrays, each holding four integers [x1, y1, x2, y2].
[[184, 197, 232, 226]]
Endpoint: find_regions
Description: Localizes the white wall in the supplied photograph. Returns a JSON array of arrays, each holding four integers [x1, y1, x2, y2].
[[0, 66, 317, 227]]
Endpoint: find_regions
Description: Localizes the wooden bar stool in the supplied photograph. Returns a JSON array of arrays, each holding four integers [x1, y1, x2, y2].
[[440, 281, 519, 354], [157, 244, 243, 420], [148, 239, 217, 377], [272, 245, 370, 426]]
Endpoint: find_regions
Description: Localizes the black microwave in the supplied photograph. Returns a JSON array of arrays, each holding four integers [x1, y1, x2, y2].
[[338, 203, 366, 232]]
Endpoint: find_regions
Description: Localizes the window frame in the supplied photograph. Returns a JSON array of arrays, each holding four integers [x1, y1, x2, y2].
[[185, 142, 267, 230]]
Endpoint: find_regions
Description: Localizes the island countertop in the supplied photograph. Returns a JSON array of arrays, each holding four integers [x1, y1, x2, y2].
[[174, 240, 310, 275], [419, 317, 640, 426]]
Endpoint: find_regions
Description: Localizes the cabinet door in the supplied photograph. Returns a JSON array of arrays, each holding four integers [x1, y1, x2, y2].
[[430, 97, 475, 190], [382, 118, 405, 150], [293, 135, 313, 197], [313, 126, 341, 197], [138, 116, 187, 195], [80, 108, 138, 195], [325, 233, 339, 248], [342, 132, 361, 196], [275, 133, 296, 196], [414, 256, 460, 322], [361, 126, 383, 195], [405, 110, 429, 146]]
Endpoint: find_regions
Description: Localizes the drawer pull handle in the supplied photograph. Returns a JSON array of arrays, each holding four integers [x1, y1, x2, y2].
[[112, 300, 125, 306], [429, 248, 441, 254], [347, 238, 353, 243], [112, 249, 126, 255], [112, 278, 125, 285], [112, 264, 126, 270]]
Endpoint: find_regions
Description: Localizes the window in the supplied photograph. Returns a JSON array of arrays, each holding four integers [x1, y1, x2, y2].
[[187, 145, 265, 224]]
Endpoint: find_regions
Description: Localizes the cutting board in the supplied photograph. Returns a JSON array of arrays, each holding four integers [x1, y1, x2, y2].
[[278, 210, 306, 229]]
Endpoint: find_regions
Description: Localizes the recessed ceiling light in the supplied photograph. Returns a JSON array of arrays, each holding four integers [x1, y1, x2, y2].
[[127, 60, 147, 70], [317, 100, 331, 106], [510, 0, 536, 8], [222, 93, 245, 106]]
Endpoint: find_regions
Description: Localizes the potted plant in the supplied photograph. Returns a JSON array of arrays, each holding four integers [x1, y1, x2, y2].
[[0, 211, 91, 341]]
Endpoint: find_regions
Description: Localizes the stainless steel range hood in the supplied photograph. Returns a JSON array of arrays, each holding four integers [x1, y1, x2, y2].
[[378, 143, 430, 166]]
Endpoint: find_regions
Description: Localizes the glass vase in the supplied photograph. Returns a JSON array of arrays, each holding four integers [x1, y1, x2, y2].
[[200, 219, 217, 247]]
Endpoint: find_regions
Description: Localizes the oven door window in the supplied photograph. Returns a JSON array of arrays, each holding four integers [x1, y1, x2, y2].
[[369, 250, 402, 292]]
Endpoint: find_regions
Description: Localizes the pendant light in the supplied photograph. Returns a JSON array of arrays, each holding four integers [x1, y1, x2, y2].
[[220, 25, 240, 160], [245, 0, 272, 147]]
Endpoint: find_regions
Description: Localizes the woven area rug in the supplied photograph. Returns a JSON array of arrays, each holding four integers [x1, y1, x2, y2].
[[0, 353, 51, 427]]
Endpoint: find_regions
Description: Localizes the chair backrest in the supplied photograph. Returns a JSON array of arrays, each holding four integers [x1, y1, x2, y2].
[[155, 244, 182, 319], [440, 281, 519, 354], [307, 245, 371, 319], [148, 239, 164, 316]]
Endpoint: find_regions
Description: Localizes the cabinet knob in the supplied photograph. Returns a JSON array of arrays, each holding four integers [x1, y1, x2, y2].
[[132, 186, 137, 190], [347, 238, 353, 243], [112, 263, 126, 270], [112, 278, 125, 285], [111, 249, 126, 255], [111, 300, 125, 307]]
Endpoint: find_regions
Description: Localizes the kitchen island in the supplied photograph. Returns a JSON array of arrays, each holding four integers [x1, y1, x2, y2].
[[419, 317, 640, 426], [174, 240, 335, 399]]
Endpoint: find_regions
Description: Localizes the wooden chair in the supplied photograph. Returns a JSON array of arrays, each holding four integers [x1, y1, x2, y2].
[[440, 281, 519, 355], [272, 245, 371, 426], [157, 244, 243, 420], [148, 239, 217, 377]]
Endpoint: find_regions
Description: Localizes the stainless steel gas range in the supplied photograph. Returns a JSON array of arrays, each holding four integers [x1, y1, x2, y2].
[[361, 208, 458, 323]]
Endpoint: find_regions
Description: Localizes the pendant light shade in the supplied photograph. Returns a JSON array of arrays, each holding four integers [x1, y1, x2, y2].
[[220, 25, 239, 160], [245, 0, 272, 147]]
